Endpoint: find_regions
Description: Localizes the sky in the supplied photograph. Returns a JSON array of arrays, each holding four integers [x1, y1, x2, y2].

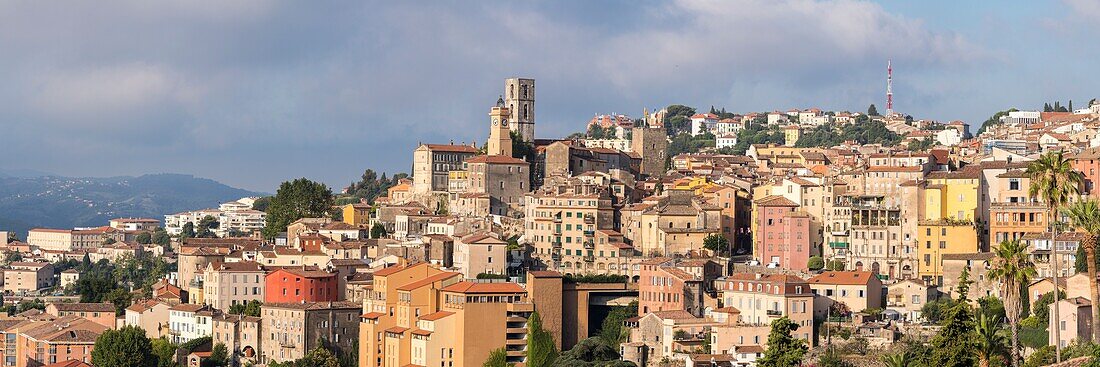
[[0, 1, 1097, 192]]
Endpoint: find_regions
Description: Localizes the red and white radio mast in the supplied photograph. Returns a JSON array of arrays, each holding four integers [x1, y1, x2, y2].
[[886, 60, 893, 115]]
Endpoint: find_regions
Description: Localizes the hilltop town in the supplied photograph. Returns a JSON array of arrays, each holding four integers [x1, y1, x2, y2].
[[2, 77, 1100, 367]]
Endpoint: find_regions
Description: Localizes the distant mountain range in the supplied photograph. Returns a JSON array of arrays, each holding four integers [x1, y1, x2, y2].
[[0, 173, 265, 237]]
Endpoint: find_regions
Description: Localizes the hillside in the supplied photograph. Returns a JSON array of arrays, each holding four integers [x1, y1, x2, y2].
[[0, 173, 264, 237]]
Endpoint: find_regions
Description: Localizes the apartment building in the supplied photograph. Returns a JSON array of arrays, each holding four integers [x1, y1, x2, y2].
[[461, 155, 530, 216], [637, 258, 722, 317], [125, 300, 171, 339], [108, 218, 160, 231], [523, 176, 618, 273], [916, 169, 981, 283], [412, 143, 480, 194], [44, 303, 116, 330], [212, 314, 261, 365], [25, 229, 74, 252], [359, 263, 537, 367], [620, 190, 721, 256], [753, 195, 811, 270], [807, 271, 883, 318], [202, 261, 266, 310], [453, 233, 507, 278], [168, 304, 217, 344], [264, 266, 339, 303], [4, 262, 54, 294], [714, 274, 814, 344], [10, 316, 106, 367], [844, 195, 911, 281], [261, 302, 360, 364]]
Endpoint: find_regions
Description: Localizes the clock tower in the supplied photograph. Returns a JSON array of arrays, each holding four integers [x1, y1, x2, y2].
[[487, 96, 513, 157]]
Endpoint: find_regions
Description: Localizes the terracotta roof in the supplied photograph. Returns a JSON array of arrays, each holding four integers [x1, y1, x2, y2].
[[648, 310, 697, 320], [422, 144, 479, 153], [208, 261, 263, 272], [396, 272, 461, 291], [270, 266, 334, 278], [264, 301, 359, 310], [418, 311, 454, 321], [374, 262, 426, 277], [754, 195, 799, 207], [441, 281, 525, 294], [807, 271, 876, 286], [528, 270, 562, 278], [361, 312, 385, 319], [44, 360, 93, 367], [385, 326, 409, 334], [465, 155, 528, 165], [48, 303, 116, 313]]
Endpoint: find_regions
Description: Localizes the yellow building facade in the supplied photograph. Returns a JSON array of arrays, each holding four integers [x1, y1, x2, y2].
[[916, 169, 981, 283]]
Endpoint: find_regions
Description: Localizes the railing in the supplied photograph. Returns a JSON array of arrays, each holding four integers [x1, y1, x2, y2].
[[583, 241, 595, 249], [583, 254, 595, 262], [766, 310, 782, 316]]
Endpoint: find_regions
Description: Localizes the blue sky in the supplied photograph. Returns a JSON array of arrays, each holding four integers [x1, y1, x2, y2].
[[0, 1, 1096, 192]]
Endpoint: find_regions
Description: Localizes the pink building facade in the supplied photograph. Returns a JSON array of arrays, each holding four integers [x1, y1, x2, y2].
[[755, 197, 811, 271]]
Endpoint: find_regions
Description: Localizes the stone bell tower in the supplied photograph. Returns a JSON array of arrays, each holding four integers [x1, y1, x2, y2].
[[504, 77, 535, 141]]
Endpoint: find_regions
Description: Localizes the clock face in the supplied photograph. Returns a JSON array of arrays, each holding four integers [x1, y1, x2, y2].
[[501, 119, 508, 127]]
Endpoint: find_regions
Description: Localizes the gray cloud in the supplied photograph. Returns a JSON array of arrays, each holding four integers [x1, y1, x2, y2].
[[0, 1, 1081, 192]]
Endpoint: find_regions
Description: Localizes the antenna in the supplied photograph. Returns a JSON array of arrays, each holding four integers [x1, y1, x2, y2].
[[886, 60, 894, 115]]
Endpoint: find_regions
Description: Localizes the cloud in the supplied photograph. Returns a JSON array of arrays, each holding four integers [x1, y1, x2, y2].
[[0, 1, 1037, 192]]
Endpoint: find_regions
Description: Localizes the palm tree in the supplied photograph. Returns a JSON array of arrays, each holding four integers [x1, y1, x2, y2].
[[1063, 199, 1100, 344], [976, 313, 1007, 367], [1026, 150, 1084, 363], [988, 239, 1037, 367], [880, 351, 911, 367]]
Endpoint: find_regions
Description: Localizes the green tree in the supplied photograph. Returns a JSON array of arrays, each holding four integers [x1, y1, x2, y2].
[[1064, 199, 1100, 343], [262, 178, 335, 239], [196, 215, 220, 238], [880, 351, 912, 367], [807, 256, 825, 271], [598, 301, 637, 347], [252, 196, 272, 211], [152, 228, 171, 246], [867, 104, 879, 116], [229, 300, 262, 317], [817, 347, 853, 367], [526, 311, 559, 367], [702, 234, 729, 256], [92, 326, 156, 367], [976, 108, 1019, 135], [929, 302, 977, 367], [977, 313, 1008, 367], [181, 222, 196, 239], [758, 317, 807, 367], [150, 337, 178, 367], [370, 222, 387, 239], [989, 239, 1036, 367], [136, 232, 152, 244], [511, 131, 536, 161], [552, 337, 634, 367], [483, 347, 512, 367], [202, 343, 228, 367], [1027, 150, 1084, 363]]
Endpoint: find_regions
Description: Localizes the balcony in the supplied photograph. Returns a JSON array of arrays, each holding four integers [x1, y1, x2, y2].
[[831, 230, 849, 237], [551, 241, 562, 249], [583, 254, 595, 262], [583, 230, 595, 237], [583, 241, 595, 249], [766, 310, 783, 317], [551, 253, 562, 261], [584, 216, 595, 224]]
